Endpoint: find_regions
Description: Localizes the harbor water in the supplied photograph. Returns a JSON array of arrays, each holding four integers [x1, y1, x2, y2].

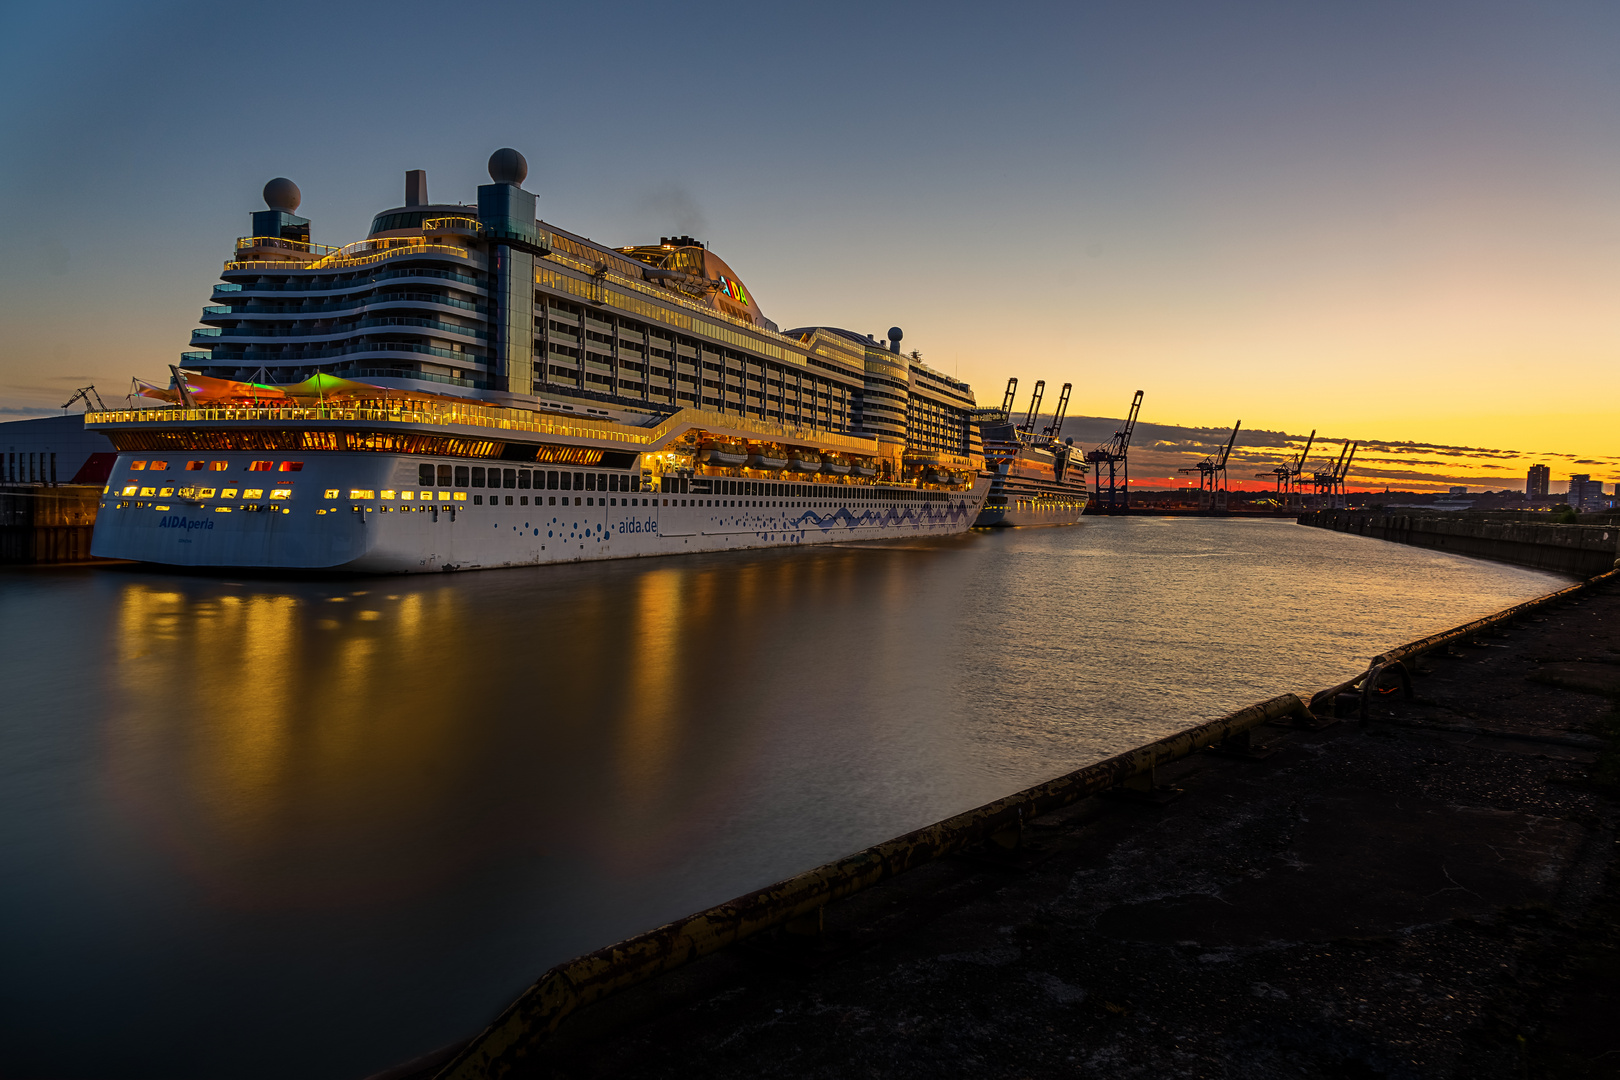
[[0, 518, 1569, 1078]]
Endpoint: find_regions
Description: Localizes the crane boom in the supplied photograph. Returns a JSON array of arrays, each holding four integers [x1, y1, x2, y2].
[[1044, 382, 1072, 439], [1000, 377, 1018, 417], [1021, 380, 1045, 433], [60, 385, 107, 412], [1291, 429, 1316, 476], [1215, 420, 1241, 469], [1116, 390, 1143, 453], [1338, 442, 1358, 482]]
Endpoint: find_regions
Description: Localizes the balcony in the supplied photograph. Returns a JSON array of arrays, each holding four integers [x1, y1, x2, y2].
[[200, 317, 488, 342]]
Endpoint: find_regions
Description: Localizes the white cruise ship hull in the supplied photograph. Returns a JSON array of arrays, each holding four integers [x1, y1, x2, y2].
[[91, 451, 992, 573]]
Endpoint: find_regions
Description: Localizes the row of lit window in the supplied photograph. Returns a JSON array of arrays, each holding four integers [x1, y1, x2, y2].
[[417, 464, 639, 492], [126, 460, 303, 472], [118, 485, 290, 500]]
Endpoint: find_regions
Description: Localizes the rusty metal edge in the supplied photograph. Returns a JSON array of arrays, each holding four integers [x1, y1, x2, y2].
[[431, 692, 1313, 1080], [1308, 568, 1620, 714]]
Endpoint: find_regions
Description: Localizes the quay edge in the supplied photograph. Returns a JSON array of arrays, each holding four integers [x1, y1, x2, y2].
[[1300, 507, 1620, 578]]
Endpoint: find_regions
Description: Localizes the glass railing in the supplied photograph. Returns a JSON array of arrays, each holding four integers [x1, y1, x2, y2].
[[233, 342, 487, 364], [234, 236, 342, 256], [217, 266, 483, 293], [226, 242, 471, 273], [228, 292, 486, 316], [191, 327, 222, 337], [181, 352, 211, 362], [206, 317, 487, 339], [422, 216, 482, 232], [202, 305, 231, 316], [351, 368, 485, 389]]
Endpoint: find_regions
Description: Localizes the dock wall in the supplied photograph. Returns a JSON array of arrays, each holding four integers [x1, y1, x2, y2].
[[0, 485, 102, 564], [1299, 509, 1620, 578]]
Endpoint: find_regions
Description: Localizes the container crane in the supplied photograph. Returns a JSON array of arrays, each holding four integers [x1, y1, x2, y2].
[[1084, 390, 1143, 512], [1179, 419, 1241, 511], [1329, 442, 1358, 508], [1255, 428, 1314, 509], [1310, 442, 1352, 507], [60, 386, 107, 412]]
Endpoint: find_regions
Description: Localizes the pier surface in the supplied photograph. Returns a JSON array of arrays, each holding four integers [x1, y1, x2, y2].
[[419, 579, 1620, 1080]]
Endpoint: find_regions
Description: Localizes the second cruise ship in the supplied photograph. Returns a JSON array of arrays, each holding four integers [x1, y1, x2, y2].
[[86, 150, 990, 572]]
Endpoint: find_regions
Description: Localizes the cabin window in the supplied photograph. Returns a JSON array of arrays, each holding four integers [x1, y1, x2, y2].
[[278, 462, 303, 472], [573, 471, 584, 489], [548, 470, 559, 490], [597, 473, 607, 491], [210, 461, 228, 471], [471, 467, 485, 487], [248, 461, 272, 472], [503, 469, 516, 489], [129, 461, 147, 471], [185, 461, 205, 471], [437, 464, 452, 486], [518, 470, 531, 489], [419, 464, 434, 486], [585, 473, 596, 491], [454, 466, 469, 487], [608, 474, 618, 492]]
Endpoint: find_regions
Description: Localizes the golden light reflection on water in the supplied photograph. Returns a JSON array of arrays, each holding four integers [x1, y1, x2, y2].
[[107, 579, 485, 906]]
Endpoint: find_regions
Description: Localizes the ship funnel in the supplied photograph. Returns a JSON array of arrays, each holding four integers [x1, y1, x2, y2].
[[405, 169, 427, 206]]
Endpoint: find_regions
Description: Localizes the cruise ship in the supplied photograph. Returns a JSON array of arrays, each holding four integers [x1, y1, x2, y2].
[[86, 150, 990, 572], [972, 378, 1089, 528]]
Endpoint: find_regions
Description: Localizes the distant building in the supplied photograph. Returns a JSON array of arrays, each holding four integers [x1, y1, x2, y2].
[[1, 413, 116, 486], [1448, 486, 1467, 495], [1527, 464, 1550, 498], [1569, 473, 1592, 506]]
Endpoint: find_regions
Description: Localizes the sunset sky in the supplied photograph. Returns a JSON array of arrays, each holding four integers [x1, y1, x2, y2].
[[1, 1, 1615, 491]]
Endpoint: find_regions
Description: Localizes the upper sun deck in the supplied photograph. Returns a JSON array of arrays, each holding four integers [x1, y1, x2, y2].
[[82, 402, 883, 458]]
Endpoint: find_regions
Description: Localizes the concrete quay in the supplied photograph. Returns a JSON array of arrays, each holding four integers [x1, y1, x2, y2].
[[395, 577, 1620, 1080], [0, 484, 102, 563], [1300, 509, 1620, 579]]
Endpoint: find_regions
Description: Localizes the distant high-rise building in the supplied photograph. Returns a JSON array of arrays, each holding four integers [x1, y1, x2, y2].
[[1527, 464, 1550, 498], [1568, 473, 1593, 508]]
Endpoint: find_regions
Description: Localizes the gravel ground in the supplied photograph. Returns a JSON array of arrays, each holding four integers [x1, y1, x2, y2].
[[453, 579, 1620, 1080]]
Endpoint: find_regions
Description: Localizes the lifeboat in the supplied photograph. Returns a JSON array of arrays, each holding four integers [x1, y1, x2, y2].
[[746, 452, 788, 470], [821, 456, 851, 475], [851, 459, 878, 478], [789, 452, 823, 473], [697, 442, 747, 467]]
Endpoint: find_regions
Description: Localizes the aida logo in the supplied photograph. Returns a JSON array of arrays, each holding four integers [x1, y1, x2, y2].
[[158, 516, 215, 531], [716, 274, 750, 307]]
